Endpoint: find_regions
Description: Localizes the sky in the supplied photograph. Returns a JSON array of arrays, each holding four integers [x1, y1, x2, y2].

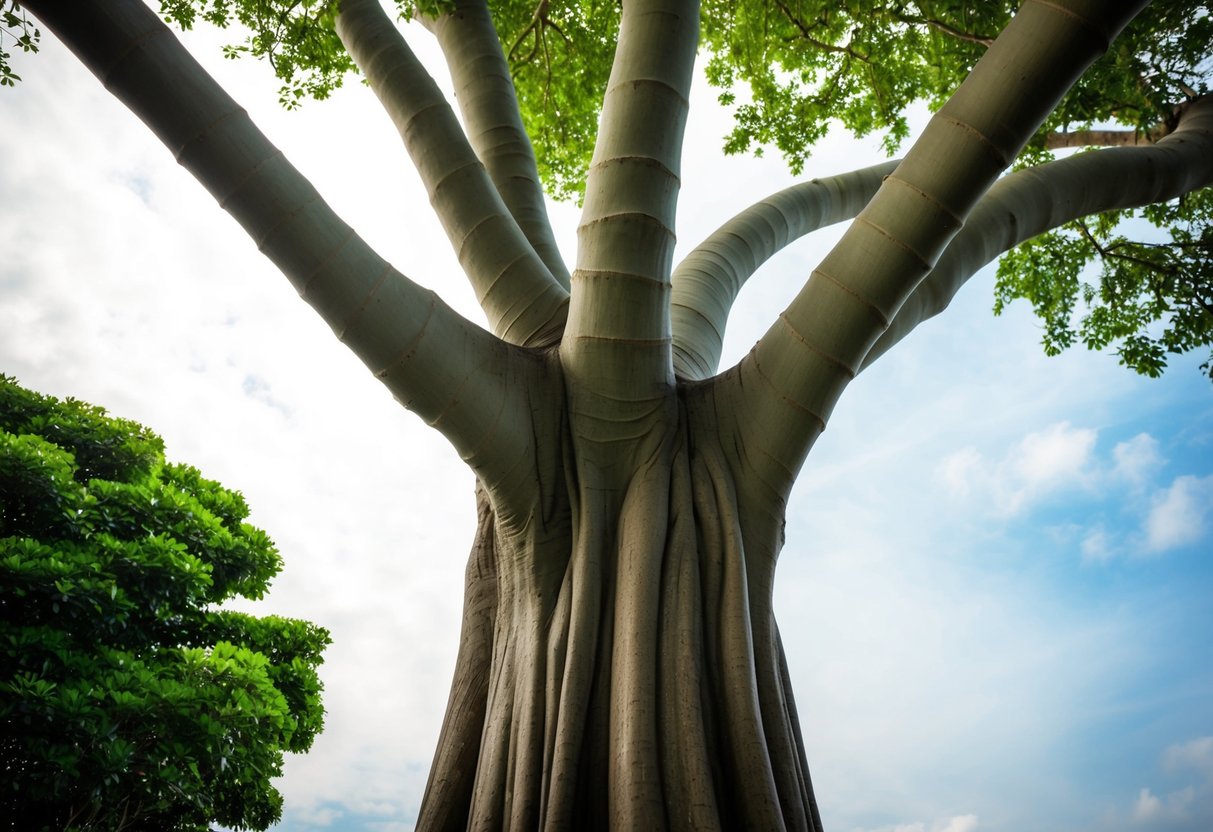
[[1, 8, 1212, 832]]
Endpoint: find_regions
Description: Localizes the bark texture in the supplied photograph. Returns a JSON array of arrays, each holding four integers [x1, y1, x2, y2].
[[419, 382, 822, 832]]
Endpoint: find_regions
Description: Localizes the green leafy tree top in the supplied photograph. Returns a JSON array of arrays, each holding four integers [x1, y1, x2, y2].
[[0, 376, 329, 831]]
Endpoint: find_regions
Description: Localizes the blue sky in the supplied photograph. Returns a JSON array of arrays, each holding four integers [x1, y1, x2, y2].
[[1, 10, 1211, 832]]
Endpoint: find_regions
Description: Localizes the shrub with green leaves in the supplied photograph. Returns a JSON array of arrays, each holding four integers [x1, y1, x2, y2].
[[0, 376, 329, 831]]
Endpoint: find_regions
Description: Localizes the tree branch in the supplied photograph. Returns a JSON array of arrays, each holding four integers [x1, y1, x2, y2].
[[335, 0, 569, 348], [421, 0, 572, 289], [889, 11, 996, 48], [720, 0, 1150, 505], [773, 0, 873, 64], [562, 0, 699, 415], [670, 160, 898, 380], [864, 94, 1213, 368], [23, 0, 547, 496], [1044, 127, 1167, 148]]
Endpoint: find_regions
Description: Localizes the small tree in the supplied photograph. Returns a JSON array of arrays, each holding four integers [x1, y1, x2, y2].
[[0, 376, 329, 831]]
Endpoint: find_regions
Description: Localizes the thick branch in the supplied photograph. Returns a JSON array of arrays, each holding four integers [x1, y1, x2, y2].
[[421, 0, 571, 289], [865, 94, 1213, 367], [335, 0, 568, 348], [561, 0, 699, 419], [24, 0, 544, 496], [670, 161, 898, 380], [722, 0, 1149, 505], [1044, 126, 1168, 148]]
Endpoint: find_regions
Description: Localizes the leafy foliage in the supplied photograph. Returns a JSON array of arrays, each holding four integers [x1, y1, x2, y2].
[[1, 1, 40, 87], [1032, 1, 1213, 150], [159, 0, 354, 109], [995, 188, 1213, 380], [700, 1, 1213, 172], [0, 377, 329, 831], [481, 0, 620, 202], [701, 0, 1002, 172]]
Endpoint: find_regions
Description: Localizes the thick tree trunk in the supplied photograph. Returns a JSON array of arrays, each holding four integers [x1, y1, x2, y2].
[[25, 3, 1180, 830], [418, 385, 822, 832]]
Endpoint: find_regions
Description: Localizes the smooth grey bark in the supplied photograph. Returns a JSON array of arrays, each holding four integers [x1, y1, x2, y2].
[[669, 95, 1213, 378], [867, 95, 1213, 367], [421, 0, 573, 289], [21, 0, 1204, 830], [671, 161, 898, 379], [723, 0, 1150, 504], [335, 0, 568, 347]]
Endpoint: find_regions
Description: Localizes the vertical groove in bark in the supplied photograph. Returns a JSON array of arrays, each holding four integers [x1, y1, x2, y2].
[[416, 394, 822, 831]]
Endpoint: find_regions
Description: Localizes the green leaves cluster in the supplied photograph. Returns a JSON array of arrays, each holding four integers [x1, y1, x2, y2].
[[0, 377, 329, 831], [159, 0, 353, 108], [484, 0, 620, 202], [1032, 1, 1213, 149], [1, 1, 40, 87], [700, 1, 1212, 172], [995, 189, 1213, 380], [702, 0, 1003, 172]]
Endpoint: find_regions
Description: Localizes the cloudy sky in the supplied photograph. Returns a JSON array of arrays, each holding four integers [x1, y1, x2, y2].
[[2, 8, 1211, 832]]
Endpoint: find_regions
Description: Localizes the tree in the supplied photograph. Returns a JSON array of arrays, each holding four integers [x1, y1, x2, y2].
[[0, 376, 329, 831], [5, 0, 1213, 829]]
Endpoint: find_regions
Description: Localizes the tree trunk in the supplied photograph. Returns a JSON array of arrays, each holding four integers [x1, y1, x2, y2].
[[418, 382, 822, 832], [22, 3, 1178, 830]]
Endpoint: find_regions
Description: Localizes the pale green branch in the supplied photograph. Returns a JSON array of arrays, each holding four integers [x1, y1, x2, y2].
[[24, 0, 547, 499], [723, 0, 1150, 504], [422, 0, 572, 289], [335, 0, 568, 347], [671, 160, 898, 379], [864, 94, 1213, 367]]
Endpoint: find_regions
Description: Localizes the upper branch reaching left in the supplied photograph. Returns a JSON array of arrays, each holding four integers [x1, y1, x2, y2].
[[22, 0, 544, 493], [419, 0, 572, 289], [335, 0, 569, 348]]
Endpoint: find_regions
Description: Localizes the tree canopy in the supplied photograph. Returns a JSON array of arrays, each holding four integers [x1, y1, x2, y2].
[[130, 0, 1213, 379], [0, 376, 329, 831]]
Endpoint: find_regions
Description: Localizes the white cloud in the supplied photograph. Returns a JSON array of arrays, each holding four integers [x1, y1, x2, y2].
[[939, 446, 983, 498], [851, 815, 977, 832], [1129, 785, 1198, 825], [1132, 787, 1163, 821], [1012, 421, 1098, 491], [935, 427, 1213, 563], [1081, 525, 1116, 564], [1163, 737, 1213, 777], [935, 421, 1097, 515], [1145, 475, 1213, 553], [1113, 434, 1164, 486], [296, 805, 343, 827]]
